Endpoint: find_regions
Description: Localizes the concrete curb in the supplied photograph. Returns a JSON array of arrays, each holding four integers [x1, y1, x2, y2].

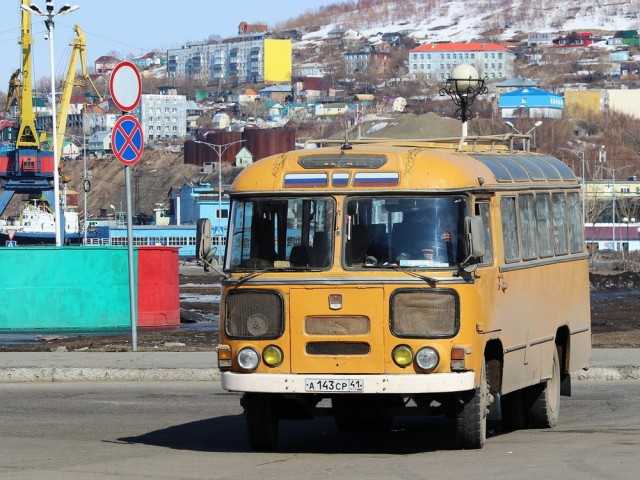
[[0, 366, 637, 383], [0, 367, 220, 383]]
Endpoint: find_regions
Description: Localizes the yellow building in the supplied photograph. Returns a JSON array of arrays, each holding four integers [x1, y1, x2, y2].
[[564, 90, 606, 116], [264, 39, 292, 83], [584, 178, 640, 225]]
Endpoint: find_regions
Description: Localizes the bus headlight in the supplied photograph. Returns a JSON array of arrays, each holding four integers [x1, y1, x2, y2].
[[262, 345, 283, 367], [237, 347, 260, 371], [415, 347, 439, 371], [392, 345, 414, 367]]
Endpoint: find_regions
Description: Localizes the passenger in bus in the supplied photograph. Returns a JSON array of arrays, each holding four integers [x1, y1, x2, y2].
[[392, 210, 457, 266]]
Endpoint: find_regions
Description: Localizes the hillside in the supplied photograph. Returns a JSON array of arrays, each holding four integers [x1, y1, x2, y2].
[[278, 0, 640, 43], [58, 149, 245, 221]]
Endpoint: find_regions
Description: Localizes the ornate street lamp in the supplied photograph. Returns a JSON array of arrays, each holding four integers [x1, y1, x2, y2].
[[440, 64, 488, 136], [505, 120, 543, 150], [22, 0, 79, 246]]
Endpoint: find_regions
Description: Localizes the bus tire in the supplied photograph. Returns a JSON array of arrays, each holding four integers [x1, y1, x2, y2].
[[243, 393, 279, 451], [528, 347, 561, 428], [456, 360, 490, 449]]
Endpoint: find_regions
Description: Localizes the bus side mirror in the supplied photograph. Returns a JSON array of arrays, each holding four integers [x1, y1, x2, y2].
[[466, 215, 486, 258], [196, 218, 217, 272]]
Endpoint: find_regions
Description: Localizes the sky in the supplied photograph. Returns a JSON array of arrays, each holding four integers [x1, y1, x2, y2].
[[0, 0, 337, 94]]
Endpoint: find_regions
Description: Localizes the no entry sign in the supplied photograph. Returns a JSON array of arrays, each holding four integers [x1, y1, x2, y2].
[[112, 115, 144, 166], [110, 61, 142, 112]]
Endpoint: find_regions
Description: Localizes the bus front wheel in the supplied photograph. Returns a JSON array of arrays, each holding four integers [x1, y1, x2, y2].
[[527, 347, 561, 428], [456, 360, 492, 449], [243, 393, 279, 451]]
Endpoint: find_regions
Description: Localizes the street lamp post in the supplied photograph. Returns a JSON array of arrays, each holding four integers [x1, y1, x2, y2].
[[602, 165, 632, 252], [22, 0, 79, 246], [505, 120, 543, 150], [193, 139, 245, 263], [622, 217, 636, 254], [439, 64, 487, 137], [558, 147, 586, 227], [598, 145, 606, 180], [44, 130, 89, 243], [82, 132, 88, 244]]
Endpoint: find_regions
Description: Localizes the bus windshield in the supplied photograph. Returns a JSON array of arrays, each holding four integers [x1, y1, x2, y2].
[[344, 196, 466, 268], [227, 197, 335, 270]]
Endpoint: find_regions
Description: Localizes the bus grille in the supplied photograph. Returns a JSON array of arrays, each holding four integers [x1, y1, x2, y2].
[[225, 290, 284, 339], [304, 316, 370, 335], [306, 342, 371, 355], [391, 289, 459, 338]]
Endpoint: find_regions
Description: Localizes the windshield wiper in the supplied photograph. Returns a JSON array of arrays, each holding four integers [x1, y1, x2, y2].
[[386, 264, 441, 284]]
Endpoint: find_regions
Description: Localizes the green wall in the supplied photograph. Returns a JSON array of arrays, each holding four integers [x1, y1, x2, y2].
[[0, 247, 137, 332]]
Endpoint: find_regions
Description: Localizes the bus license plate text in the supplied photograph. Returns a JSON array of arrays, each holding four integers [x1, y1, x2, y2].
[[305, 378, 364, 393]]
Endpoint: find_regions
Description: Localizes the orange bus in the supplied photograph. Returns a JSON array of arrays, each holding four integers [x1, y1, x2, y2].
[[205, 134, 591, 450]]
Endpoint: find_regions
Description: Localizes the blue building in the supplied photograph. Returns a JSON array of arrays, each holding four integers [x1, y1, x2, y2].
[[171, 182, 230, 254], [498, 87, 564, 119]]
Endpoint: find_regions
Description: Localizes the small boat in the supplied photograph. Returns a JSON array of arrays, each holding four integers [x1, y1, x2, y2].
[[0, 201, 80, 245]]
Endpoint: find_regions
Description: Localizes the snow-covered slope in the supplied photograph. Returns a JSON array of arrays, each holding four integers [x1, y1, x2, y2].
[[293, 0, 640, 45]]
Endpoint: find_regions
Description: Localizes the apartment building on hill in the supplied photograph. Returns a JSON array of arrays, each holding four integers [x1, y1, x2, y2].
[[167, 23, 291, 84], [408, 42, 515, 81]]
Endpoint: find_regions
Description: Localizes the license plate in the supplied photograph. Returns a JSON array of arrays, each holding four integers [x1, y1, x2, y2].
[[304, 378, 364, 393]]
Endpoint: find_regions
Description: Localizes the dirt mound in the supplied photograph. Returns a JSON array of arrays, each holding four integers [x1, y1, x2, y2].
[[590, 272, 640, 291]]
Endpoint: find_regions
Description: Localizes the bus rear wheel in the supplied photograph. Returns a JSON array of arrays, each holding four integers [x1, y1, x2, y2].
[[243, 393, 279, 451], [456, 360, 491, 449], [527, 347, 561, 428]]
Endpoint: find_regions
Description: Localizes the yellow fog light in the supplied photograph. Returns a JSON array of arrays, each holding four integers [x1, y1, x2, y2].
[[392, 345, 414, 367], [262, 345, 284, 367]]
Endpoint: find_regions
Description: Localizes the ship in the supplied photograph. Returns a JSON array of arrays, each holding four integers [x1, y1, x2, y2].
[[0, 200, 80, 245]]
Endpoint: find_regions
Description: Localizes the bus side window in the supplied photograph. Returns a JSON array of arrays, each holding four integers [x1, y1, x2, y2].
[[567, 192, 584, 253], [552, 193, 569, 255], [476, 202, 493, 264], [535, 193, 554, 258], [519, 194, 538, 260], [501, 196, 520, 262]]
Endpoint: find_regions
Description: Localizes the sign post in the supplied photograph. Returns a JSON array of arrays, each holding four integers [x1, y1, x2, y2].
[[110, 62, 142, 352]]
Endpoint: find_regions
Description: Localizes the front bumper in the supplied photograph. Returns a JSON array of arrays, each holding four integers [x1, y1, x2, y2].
[[221, 371, 475, 394]]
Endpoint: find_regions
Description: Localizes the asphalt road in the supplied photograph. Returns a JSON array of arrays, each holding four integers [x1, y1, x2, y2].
[[1, 380, 639, 479]]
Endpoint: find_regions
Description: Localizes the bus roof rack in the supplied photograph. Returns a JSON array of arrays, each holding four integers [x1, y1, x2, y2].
[[304, 133, 535, 154]]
